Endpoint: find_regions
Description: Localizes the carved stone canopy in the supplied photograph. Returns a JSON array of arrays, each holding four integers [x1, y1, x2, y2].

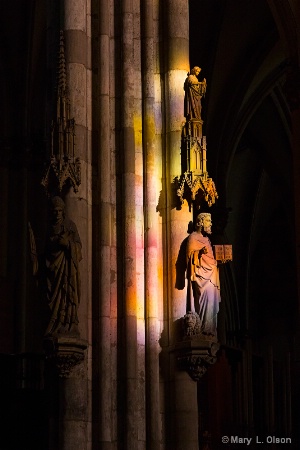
[[41, 30, 81, 196], [177, 171, 218, 209]]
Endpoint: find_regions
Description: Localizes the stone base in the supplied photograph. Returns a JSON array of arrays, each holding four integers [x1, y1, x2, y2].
[[176, 337, 220, 381], [43, 335, 88, 378]]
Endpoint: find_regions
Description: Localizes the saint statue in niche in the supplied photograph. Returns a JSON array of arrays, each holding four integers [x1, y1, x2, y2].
[[44, 196, 82, 336], [186, 213, 220, 337], [29, 196, 82, 336], [184, 66, 207, 121]]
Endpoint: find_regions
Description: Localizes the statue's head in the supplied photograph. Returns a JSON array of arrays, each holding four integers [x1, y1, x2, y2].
[[191, 66, 201, 76], [183, 311, 201, 336], [50, 196, 65, 224], [184, 311, 197, 329], [196, 212, 212, 235]]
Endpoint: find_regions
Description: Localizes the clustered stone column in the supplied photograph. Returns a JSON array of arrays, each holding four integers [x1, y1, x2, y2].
[[44, 1, 211, 449]]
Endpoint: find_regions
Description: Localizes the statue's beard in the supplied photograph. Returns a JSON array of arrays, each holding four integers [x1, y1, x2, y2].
[[202, 226, 212, 235]]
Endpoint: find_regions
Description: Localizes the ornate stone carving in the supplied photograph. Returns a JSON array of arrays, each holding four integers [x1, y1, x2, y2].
[[184, 66, 207, 123], [41, 30, 81, 196], [186, 213, 221, 339], [45, 196, 82, 337], [44, 335, 87, 378], [179, 309, 220, 381], [183, 311, 201, 336], [41, 152, 81, 195], [29, 196, 82, 338], [177, 338, 220, 381], [178, 67, 218, 209], [177, 172, 218, 209]]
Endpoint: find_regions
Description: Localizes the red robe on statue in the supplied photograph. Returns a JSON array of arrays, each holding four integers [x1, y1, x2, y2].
[[186, 232, 220, 336]]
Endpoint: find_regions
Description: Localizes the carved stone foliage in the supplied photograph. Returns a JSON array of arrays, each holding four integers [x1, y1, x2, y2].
[[44, 335, 87, 378]]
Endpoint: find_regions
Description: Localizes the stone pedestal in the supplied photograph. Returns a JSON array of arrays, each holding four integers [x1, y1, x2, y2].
[[163, 335, 220, 450], [44, 335, 88, 450]]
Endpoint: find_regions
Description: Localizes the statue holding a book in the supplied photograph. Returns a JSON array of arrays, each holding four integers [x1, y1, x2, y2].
[[186, 213, 231, 338]]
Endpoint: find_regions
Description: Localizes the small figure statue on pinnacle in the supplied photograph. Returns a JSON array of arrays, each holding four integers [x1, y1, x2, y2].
[[184, 66, 207, 122]]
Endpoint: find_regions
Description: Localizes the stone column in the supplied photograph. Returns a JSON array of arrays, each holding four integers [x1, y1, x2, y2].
[[58, 366, 88, 450], [121, 0, 138, 448], [163, 1, 199, 449], [64, 0, 91, 338], [97, 0, 113, 448], [164, 0, 190, 336], [55, 1, 91, 449], [141, 0, 162, 448], [109, 1, 119, 447]]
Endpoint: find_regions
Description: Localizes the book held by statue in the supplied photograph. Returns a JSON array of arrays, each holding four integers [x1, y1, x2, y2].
[[213, 244, 232, 261]]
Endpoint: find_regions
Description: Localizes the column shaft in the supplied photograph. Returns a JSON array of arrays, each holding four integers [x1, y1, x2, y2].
[[121, 0, 138, 448], [141, 0, 161, 448], [163, 1, 199, 449], [98, 0, 113, 447], [58, 1, 90, 449]]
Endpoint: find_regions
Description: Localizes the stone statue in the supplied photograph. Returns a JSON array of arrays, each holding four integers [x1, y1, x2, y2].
[[186, 213, 220, 338], [184, 66, 207, 121], [45, 196, 82, 336]]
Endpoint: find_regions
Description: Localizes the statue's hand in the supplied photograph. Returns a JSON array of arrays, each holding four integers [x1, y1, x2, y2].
[[59, 233, 69, 248], [200, 246, 208, 255]]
